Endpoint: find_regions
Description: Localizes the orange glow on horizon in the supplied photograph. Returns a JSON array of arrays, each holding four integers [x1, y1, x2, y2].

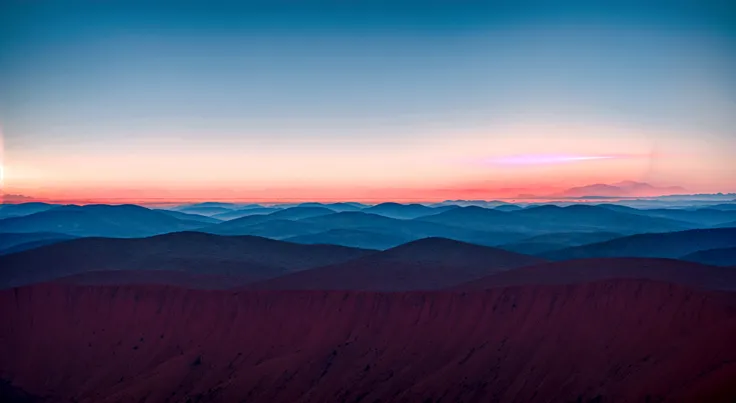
[[3, 122, 734, 203]]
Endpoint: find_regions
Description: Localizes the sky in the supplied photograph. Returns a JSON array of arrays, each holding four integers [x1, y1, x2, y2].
[[0, 0, 734, 202]]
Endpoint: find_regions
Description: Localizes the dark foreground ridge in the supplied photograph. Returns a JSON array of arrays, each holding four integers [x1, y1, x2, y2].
[[2, 279, 735, 402], [454, 257, 736, 291]]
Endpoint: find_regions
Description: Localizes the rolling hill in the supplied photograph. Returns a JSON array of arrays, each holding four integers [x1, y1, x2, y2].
[[172, 206, 235, 216], [362, 202, 451, 219], [419, 204, 691, 234], [681, 247, 736, 267], [265, 206, 335, 220], [216, 219, 329, 239], [0, 202, 57, 219], [499, 231, 623, 255], [417, 206, 528, 231], [543, 227, 736, 261], [204, 207, 334, 235], [511, 204, 693, 233], [299, 211, 532, 246], [250, 237, 545, 291], [284, 228, 414, 250], [0, 232, 78, 255], [211, 207, 284, 220], [596, 205, 736, 226], [0, 232, 375, 289], [155, 209, 223, 224], [0, 204, 207, 237]]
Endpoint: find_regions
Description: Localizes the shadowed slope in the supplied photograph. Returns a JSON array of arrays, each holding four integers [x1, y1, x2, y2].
[[499, 231, 623, 255], [0, 232, 375, 288], [251, 237, 545, 291], [543, 227, 736, 260], [0, 232, 78, 255], [1, 280, 735, 402], [455, 258, 736, 291], [681, 247, 736, 267]]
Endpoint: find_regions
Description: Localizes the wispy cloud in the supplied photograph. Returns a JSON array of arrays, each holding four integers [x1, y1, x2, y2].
[[475, 154, 645, 166]]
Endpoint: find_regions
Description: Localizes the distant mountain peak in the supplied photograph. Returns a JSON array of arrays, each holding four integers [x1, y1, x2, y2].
[[555, 181, 687, 198]]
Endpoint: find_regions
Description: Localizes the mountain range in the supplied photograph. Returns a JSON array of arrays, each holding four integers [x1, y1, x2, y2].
[[552, 181, 687, 198]]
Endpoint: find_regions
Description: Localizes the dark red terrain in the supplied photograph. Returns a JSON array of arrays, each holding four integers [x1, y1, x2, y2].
[[53, 270, 256, 289], [2, 279, 735, 402], [455, 257, 736, 291]]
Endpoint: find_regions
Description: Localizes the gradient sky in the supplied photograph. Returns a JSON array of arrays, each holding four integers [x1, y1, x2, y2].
[[1, 0, 734, 201]]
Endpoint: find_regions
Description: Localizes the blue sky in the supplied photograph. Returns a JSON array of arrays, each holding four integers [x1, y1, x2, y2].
[[1, 0, 734, 200]]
